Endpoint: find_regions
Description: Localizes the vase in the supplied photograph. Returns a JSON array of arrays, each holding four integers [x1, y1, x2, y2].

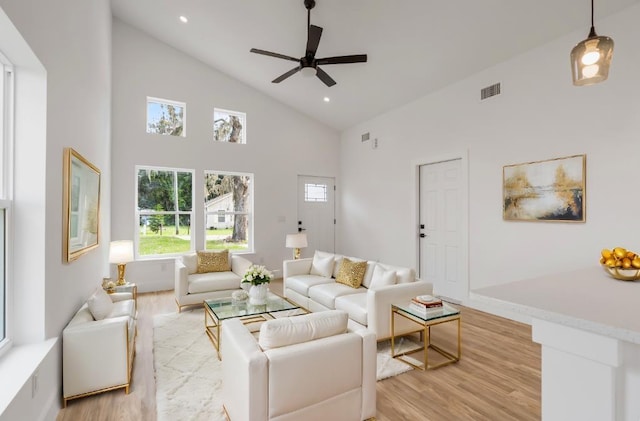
[[249, 284, 268, 305]]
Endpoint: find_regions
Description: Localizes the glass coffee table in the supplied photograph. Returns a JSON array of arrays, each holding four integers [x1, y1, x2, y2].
[[204, 291, 306, 359], [390, 302, 461, 370]]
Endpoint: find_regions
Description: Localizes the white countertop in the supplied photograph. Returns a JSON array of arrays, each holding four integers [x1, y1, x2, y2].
[[473, 266, 640, 344]]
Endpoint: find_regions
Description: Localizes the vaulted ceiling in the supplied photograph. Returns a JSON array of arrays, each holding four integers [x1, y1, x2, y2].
[[111, 0, 640, 130]]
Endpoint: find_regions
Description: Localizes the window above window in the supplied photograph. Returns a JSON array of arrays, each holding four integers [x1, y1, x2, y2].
[[147, 97, 186, 137], [213, 108, 246, 144]]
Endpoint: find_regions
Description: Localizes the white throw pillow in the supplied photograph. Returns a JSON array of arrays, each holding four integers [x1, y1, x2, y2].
[[259, 310, 348, 350], [181, 253, 198, 275], [87, 288, 115, 320], [369, 264, 396, 290], [309, 253, 334, 278]]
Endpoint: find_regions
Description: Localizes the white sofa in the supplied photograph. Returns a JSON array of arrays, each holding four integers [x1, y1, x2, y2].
[[222, 310, 376, 421], [175, 252, 253, 311], [283, 251, 432, 340], [62, 289, 137, 406]]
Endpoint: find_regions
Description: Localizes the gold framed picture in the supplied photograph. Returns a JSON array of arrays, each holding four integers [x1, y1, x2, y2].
[[63, 148, 101, 262], [503, 154, 586, 222]]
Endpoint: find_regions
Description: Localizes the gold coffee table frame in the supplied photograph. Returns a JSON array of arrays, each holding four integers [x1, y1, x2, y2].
[[391, 303, 461, 370], [204, 292, 305, 360]]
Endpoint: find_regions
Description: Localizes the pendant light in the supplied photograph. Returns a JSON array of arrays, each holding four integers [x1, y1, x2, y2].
[[570, 0, 614, 86]]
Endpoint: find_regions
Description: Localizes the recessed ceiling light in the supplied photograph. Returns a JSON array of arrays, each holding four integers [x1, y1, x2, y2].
[[179, 16, 188, 23], [323, 97, 330, 102]]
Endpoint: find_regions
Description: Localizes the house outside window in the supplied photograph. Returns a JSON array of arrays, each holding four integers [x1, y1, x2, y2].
[[204, 171, 252, 252], [136, 167, 194, 257], [146, 97, 186, 137]]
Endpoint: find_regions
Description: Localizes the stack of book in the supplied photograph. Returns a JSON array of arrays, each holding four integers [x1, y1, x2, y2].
[[409, 295, 443, 315]]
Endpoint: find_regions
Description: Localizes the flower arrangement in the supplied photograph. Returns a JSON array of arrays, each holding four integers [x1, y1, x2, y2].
[[241, 265, 272, 286]]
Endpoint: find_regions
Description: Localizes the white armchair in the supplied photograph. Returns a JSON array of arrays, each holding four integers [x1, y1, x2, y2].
[[62, 289, 136, 406], [175, 252, 253, 311], [222, 310, 377, 421]]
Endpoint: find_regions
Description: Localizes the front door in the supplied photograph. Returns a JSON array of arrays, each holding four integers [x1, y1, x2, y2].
[[297, 175, 335, 257], [419, 159, 465, 301]]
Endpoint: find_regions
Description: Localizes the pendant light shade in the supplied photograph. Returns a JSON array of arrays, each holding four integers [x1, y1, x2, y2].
[[570, 0, 613, 86]]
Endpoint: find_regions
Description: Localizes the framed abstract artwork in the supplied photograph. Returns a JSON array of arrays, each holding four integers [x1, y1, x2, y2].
[[63, 148, 101, 262], [503, 154, 586, 222]]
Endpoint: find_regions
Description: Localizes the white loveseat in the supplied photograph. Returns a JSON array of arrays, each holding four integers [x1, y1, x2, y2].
[[62, 289, 137, 406], [283, 251, 433, 340], [175, 251, 253, 311], [222, 310, 376, 421]]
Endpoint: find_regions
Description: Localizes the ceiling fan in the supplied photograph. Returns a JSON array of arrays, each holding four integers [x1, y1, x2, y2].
[[250, 0, 367, 87]]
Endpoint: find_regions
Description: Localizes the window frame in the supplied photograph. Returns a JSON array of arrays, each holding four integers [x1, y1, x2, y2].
[[135, 165, 195, 259], [203, 170, 254, 253], [146, 96, 187, 137], [0, 54, 14, 356], [213, 107, 247, 144]]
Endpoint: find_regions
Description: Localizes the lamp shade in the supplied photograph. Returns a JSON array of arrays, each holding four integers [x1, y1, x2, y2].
[[109, 240, 134, 264], [570, 33, 614, 86], [285, 233, 308, 249]]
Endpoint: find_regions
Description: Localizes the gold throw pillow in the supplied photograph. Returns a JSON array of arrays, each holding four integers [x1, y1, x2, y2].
[[196, 249, 230, 273], [335, 258, 367, 288]]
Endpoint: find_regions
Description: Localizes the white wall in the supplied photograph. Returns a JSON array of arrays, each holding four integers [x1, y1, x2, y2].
[[111, 20, 339, 291], [0, 0, 111, 418], [339, 4, 640, 295]]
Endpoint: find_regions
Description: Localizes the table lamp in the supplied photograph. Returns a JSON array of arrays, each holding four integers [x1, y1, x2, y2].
[[285, 233, 308, 260], [109, 240, 134, 286]]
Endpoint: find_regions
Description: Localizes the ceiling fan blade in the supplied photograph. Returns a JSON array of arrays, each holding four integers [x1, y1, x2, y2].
[[306, 25, 323, 57], [316, 54, 368, 65], [315, 67, 336, 87], [272, 66, 301, 83], [250, 48, 299, 62]]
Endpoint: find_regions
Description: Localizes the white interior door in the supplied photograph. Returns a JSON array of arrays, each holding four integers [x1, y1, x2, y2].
[[297, 176, 335, 257], [419, 159, 466, 302]]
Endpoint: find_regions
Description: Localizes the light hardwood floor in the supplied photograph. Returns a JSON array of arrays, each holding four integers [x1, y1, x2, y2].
[[57, 280, 540, 421]]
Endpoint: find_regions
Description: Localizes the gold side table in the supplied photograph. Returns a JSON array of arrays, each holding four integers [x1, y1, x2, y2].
[[391, 302, 461, 370], [105, 282, 138, 310]]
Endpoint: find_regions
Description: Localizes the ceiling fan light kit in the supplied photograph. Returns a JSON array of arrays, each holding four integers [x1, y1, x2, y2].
[[249, 0, 367, 87], [570, 0, 614, 86]]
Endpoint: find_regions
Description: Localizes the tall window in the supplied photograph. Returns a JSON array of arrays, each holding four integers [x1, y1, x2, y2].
[[0, 55, 14, 349], [136, 167, 193, 257], [146, 97, 186, 137], [204, 171, 252, 252], [213, 108, 246, 144]]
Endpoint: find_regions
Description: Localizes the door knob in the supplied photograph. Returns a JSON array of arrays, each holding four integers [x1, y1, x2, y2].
[[298, 227, 306, 232], [420, 233, 426, 238]]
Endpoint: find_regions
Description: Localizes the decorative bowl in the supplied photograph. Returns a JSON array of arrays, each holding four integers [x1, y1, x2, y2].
[[602, 265, 640, 281], [232, 290, 249, 302]]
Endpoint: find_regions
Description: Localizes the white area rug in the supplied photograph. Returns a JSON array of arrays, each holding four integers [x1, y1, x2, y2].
[[153, 310, 415, 420]]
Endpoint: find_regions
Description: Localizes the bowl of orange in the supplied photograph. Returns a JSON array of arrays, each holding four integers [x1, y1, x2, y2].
[[600, 247, 640, 281]]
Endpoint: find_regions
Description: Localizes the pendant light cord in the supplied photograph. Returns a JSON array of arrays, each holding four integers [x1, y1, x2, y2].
[[588, 0, 597, 38]]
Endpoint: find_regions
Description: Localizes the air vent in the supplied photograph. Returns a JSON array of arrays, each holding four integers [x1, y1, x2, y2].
[[361, 132, 370, 142], [480, 83, 501, 100]]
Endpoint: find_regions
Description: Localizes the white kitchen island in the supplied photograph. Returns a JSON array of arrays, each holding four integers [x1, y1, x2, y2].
[[473, 266, 640, 421]]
